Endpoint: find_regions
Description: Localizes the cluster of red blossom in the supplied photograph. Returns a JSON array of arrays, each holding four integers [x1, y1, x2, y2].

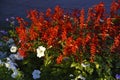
[[15, 1, 120, 64]]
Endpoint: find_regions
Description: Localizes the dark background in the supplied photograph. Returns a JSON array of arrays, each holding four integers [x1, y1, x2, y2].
[[0, 0, 112, 29]]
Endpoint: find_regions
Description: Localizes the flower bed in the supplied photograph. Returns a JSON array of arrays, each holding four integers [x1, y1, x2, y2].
[[0, 1, 120, 80]]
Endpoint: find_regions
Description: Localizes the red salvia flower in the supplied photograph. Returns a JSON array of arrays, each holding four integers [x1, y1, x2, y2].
[[85, 33, 91, 43], [90, 35, 98, 62], [42, 25, 59, 46], [87, 8, 95, 22], [46, 8, 51, 17], [111, 34, 120, 53], [79, 8, 85, 29], [27, 10, 44, 32], [106, 18, 112, 28], [63, 37, 78, 56], [27, 9, 39, 23], [16, 17, 28, 42], [56, 54, 63, 64], [16, 26, 28, 42], [53, 5, 63, 20], [18, 48, 27, 57], [16, 17, 28, 27], [110, 0, 119, 17], [61, 28, 67, 41], [94, 2, 105, 17], [28, 27, 39, 40], [75, 37, 82, 47], [63, 37, 73, 55], [90, 43, 96, 63]]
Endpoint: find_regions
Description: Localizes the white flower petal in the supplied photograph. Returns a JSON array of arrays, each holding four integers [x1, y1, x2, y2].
[[81, 63, 90, 67], [36, 46, 46, 58], [76, 75, 86, 80], [69, 74, 74, 77], [5, 61, 17, 70], [10, 45, 17, 53]]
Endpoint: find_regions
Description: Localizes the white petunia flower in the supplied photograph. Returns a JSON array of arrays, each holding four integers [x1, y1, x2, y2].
[[10, 45, 17, 53], [32, 70, 41, 79], [81, 63, 90, 67], [11, 70, 18, 78], [36, 46, 46, 58]]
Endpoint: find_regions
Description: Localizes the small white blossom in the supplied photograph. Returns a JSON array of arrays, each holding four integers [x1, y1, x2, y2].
[[69, 74, 74, 77], [99, 19, 104, 23], [11, 70, 18, 78], [10, 45, 17, 53], [36, 46, 46, 58], [32, 70, 41, 79], [6, 57, 11, 61], [75, 75, 86, 80], [5, 62, 16, 70], [81, 63, 90, 67], [5, 59, 17, 70]]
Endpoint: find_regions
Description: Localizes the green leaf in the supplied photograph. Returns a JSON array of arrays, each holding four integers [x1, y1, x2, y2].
[[85, 67, 94, 75], [71, 62, 83, 70]]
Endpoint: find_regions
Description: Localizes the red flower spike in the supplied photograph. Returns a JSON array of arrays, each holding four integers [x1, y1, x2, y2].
[[56, 54, 63, 64], [87, 8, 95, 22], [61, 28, 67, 41], [18, 48, 27, 57], [111, 34, 120, 53], [63, 37, 78, 56], [79, 8, 85, 29], [110, 1, 119, 17], [28, 27, 39, 40], [94, 2, 105, 17], [16, 26, 28, 42], [89, 35, 99, 62], [46, 8, 51, 17]]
